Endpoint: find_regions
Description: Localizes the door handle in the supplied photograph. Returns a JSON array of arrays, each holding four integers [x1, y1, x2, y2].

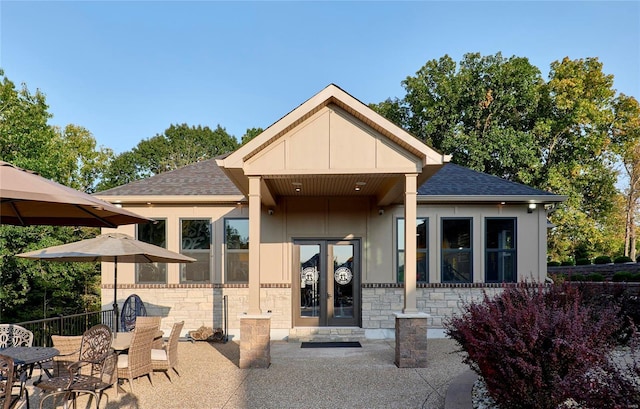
[[326, 293, 332, 299]]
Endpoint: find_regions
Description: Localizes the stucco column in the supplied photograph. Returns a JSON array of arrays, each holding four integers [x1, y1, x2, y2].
[[403, 173, 418, 313], [248, 176, 262, 315]]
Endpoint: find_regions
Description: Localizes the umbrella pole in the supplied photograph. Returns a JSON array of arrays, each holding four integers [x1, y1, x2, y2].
[[113, 258, 119, 333]]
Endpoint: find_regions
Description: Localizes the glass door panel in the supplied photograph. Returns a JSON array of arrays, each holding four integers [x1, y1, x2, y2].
[[329, 243, 355, 323], [299, 244, 321, 320]]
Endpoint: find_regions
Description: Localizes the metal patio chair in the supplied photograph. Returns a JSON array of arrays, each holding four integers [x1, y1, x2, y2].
[[120, 294, 147, 332], [0, 325, 33, 348], [36, 324, 113, 409]]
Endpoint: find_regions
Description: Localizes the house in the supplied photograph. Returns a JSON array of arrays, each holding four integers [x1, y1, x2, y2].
[[96, 84, 566, 349]]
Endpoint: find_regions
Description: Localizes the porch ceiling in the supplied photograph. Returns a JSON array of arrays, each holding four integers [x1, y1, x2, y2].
[[265, 174, 396, 197], [260, 165, 444, 206]]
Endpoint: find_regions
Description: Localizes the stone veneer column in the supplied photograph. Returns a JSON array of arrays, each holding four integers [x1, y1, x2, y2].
[[239, 315, 271, 369], [394, 312, 429, 368]]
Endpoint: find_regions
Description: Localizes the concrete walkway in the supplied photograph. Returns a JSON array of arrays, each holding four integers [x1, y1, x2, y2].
[[25, 338, 472, 409]]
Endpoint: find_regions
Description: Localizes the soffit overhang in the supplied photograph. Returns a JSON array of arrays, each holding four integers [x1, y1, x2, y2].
[[217, 84, 449, 207], [93, 195, 247, 206], [417, 195, 569, 204]]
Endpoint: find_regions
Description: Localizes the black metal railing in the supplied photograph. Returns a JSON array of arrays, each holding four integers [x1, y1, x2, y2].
[[11, 310, 114, 347]]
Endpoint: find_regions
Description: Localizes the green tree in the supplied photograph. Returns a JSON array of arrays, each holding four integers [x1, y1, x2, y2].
[[539, 57, 619, 259], [372, 54, 625, 260], [55, 124, 114, 193], [611, 94, 640, 259], [0, 70, 104, 322], [372, 53, 543, 184], [0, 69, 61, 178], [240, 127, 264, 145], [99, 123, 239, 190]]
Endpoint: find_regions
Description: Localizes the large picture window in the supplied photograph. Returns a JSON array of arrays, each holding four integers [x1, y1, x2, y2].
[[441, 218, 472, 283], [225, 218, 249, 283], [136, 219, 167, 283], [180, 219, 211, 283], [485, 218, 516, 282], [397, 218, 429, 283]]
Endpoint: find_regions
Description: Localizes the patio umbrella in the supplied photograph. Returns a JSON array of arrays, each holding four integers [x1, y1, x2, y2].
[[16, 233, 196, 332], [0, 160, 152, 227]]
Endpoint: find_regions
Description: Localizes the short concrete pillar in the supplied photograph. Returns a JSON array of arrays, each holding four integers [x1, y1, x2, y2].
[[239, 314, 271, 369], [394, 312, 429, 368]]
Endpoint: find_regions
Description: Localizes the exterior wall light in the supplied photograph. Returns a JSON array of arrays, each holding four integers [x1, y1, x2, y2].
[[528, 203, 537, 213]]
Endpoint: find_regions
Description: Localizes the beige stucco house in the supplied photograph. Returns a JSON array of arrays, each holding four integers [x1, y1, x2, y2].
[[96, 84, 566, 343]]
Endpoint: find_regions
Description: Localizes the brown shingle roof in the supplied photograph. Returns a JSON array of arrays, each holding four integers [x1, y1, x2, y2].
[[96, 158, 242, 196]]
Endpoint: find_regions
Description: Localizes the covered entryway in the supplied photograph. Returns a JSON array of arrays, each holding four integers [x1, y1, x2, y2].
[[293, 239, 360, 327]]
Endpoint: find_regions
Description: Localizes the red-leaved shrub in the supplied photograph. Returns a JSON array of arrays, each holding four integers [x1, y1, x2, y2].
[[444, 283, 639, 409]]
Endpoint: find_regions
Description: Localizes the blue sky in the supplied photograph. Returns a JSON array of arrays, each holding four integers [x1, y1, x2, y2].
[[1, 1, 638, 155]]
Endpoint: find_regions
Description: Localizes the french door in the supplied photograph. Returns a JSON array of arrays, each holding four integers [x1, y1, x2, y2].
[[293, 239, 360, 327]]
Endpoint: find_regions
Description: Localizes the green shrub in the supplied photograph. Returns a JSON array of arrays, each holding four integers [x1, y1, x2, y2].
[[561, 259, 575, 266], [548, 273, 567, 284], [569, 274, 586, 282], [612, 271, 633, 282], [594, 255, 612, 264], [587, 273, 605, 282], [631, 273, 640, 282], [444, 283, 637, 408], [577, 282, 640, 343], [547, 261, 561, 267], [614, 256, 633, 263], [575, 258, 591, 265]]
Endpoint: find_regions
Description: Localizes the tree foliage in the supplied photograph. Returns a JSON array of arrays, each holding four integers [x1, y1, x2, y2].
[[241, 127, 264, 145], [611, 94, 640, 260], [98, 123, 239, 190], [0, 70, 105, 322], [371, 53, 632, 260]]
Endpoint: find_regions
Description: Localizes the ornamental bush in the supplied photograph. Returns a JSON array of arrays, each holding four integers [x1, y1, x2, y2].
[[577, 282, 640, 344], [612, 271, 633, 282], [547, 261, 561, 267], [444, 283, 639, 409], [594, 255, 612, 264], [586, 273, 605, 282], [561, 259, 575, 266], [575, 258, 591, 266], [614, 255, 633, 263]]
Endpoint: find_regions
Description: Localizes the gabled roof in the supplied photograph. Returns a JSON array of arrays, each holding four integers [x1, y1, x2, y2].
[[95, 158, 244, 204], [418, 163, 566, 203], [220, 84, 449, 170], [216, 84, 450, 204], [95, 160, 565, 205]]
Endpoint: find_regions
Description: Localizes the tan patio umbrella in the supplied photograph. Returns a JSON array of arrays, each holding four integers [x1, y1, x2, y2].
[[0, 160, 152, 227], [17, 233, 196, 332]]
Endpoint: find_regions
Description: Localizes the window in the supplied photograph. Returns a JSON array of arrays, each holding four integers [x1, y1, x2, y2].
[[136, 220, 167, 283], [485, 218, 516, 282], [225, 218, 249, 283], [441, 218, 472, 283], [180, 219, 211, 283], [397, 218, 428, 283]]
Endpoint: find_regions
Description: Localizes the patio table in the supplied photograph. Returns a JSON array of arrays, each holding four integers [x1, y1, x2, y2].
[[0, 346, 59, 409]]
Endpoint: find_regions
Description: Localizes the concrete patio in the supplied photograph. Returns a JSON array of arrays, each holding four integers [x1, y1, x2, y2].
[[23, 337, 471, 409]]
